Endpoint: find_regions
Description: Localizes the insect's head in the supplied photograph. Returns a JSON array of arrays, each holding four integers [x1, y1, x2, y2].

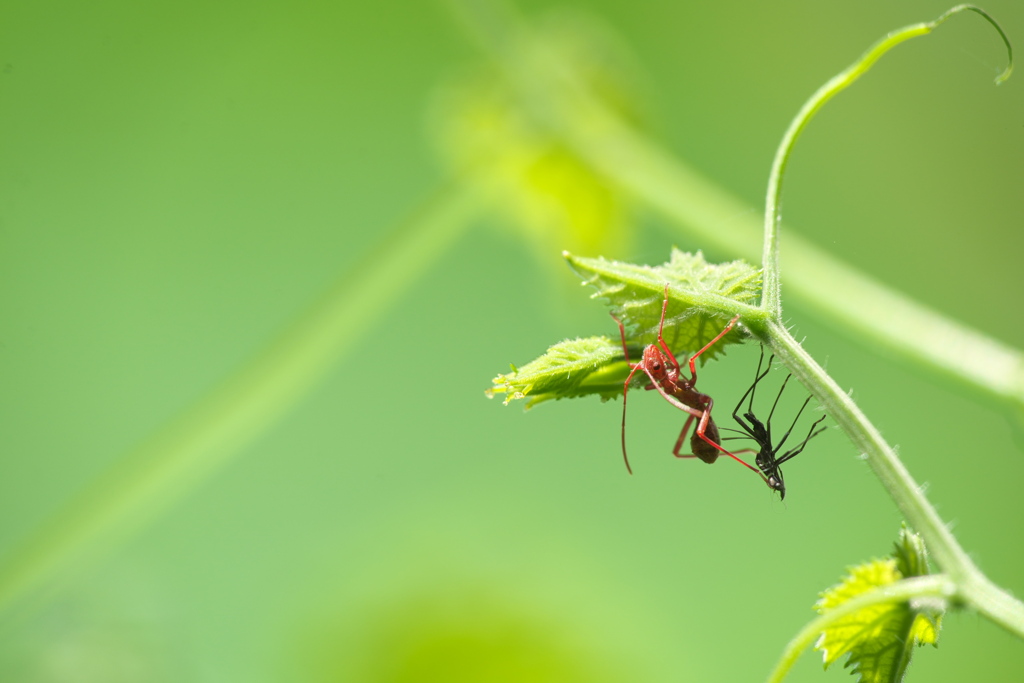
[[641, 344, 672, 380], [767, 473, 786, 500]]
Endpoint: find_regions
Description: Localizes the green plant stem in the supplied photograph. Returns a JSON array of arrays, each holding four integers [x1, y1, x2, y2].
[[762, 26, 927, 316], [757, 6, 1010, 575], [960, 572, 1024, 637], [765, 574, 956, 683], [756, 321, 965, 574], [449, 0, 1024, 410], [753, 319, 1024, 640], [0, 180, 487, 621], [761, 4, 1013, 317], [753, 7, 1024, 669], [758, 316, 1024, 672]]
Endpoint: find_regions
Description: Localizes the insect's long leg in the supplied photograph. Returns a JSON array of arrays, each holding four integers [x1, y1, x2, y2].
[[733, 348, 773, 435], [766, 372, 792, 446], [748, 351, 774, 415], [646, 372, 702, 421], [774, 414, 827, 467], [753, 376, 800, 493], [672, 413, 698, 457], [674, 418, 758, 457], [692, 396, 768, 482], [686, 314, 741, 383], [771, 381, 814, 453], [611, 311, 638, 475]]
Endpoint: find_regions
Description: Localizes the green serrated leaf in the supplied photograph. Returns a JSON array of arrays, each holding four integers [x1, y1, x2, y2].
[[489, 250, 761, 406], [486, 336, 631, 407], [908, 612, 940, 646], [814, 528, 943, 683], [815, 559, 917, 683], [564, 248, 760, 363]]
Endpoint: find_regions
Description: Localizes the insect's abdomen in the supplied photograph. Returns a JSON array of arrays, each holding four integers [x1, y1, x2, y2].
[[691, 416, 721, 464]]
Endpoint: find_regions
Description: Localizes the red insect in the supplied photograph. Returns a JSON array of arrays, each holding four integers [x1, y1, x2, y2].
[[612, 284, 767, 484]]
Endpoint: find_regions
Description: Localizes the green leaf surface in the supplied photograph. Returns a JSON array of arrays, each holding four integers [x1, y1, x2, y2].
[[814, 529, 942, 683], [564, 248, 760, 363], [487, 336, 630, 408], [489, 250, 762, 406]]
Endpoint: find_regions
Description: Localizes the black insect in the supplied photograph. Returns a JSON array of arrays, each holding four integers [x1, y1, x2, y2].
[[730, 348, 826, 499]]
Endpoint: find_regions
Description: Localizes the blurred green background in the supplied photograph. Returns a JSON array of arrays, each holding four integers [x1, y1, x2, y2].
[[1, 0, 1023, 681]]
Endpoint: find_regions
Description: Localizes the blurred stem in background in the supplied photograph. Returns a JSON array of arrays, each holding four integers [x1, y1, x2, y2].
[[0, 180, 486, 621]]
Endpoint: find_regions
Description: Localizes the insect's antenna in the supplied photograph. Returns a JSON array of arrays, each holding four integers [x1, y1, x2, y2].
[[611, 311, 638, 475], [654, 283, 683, 375], [656, 282, 671, 346], [610, 312, 631, 362], [619, 363, 642, 475]]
